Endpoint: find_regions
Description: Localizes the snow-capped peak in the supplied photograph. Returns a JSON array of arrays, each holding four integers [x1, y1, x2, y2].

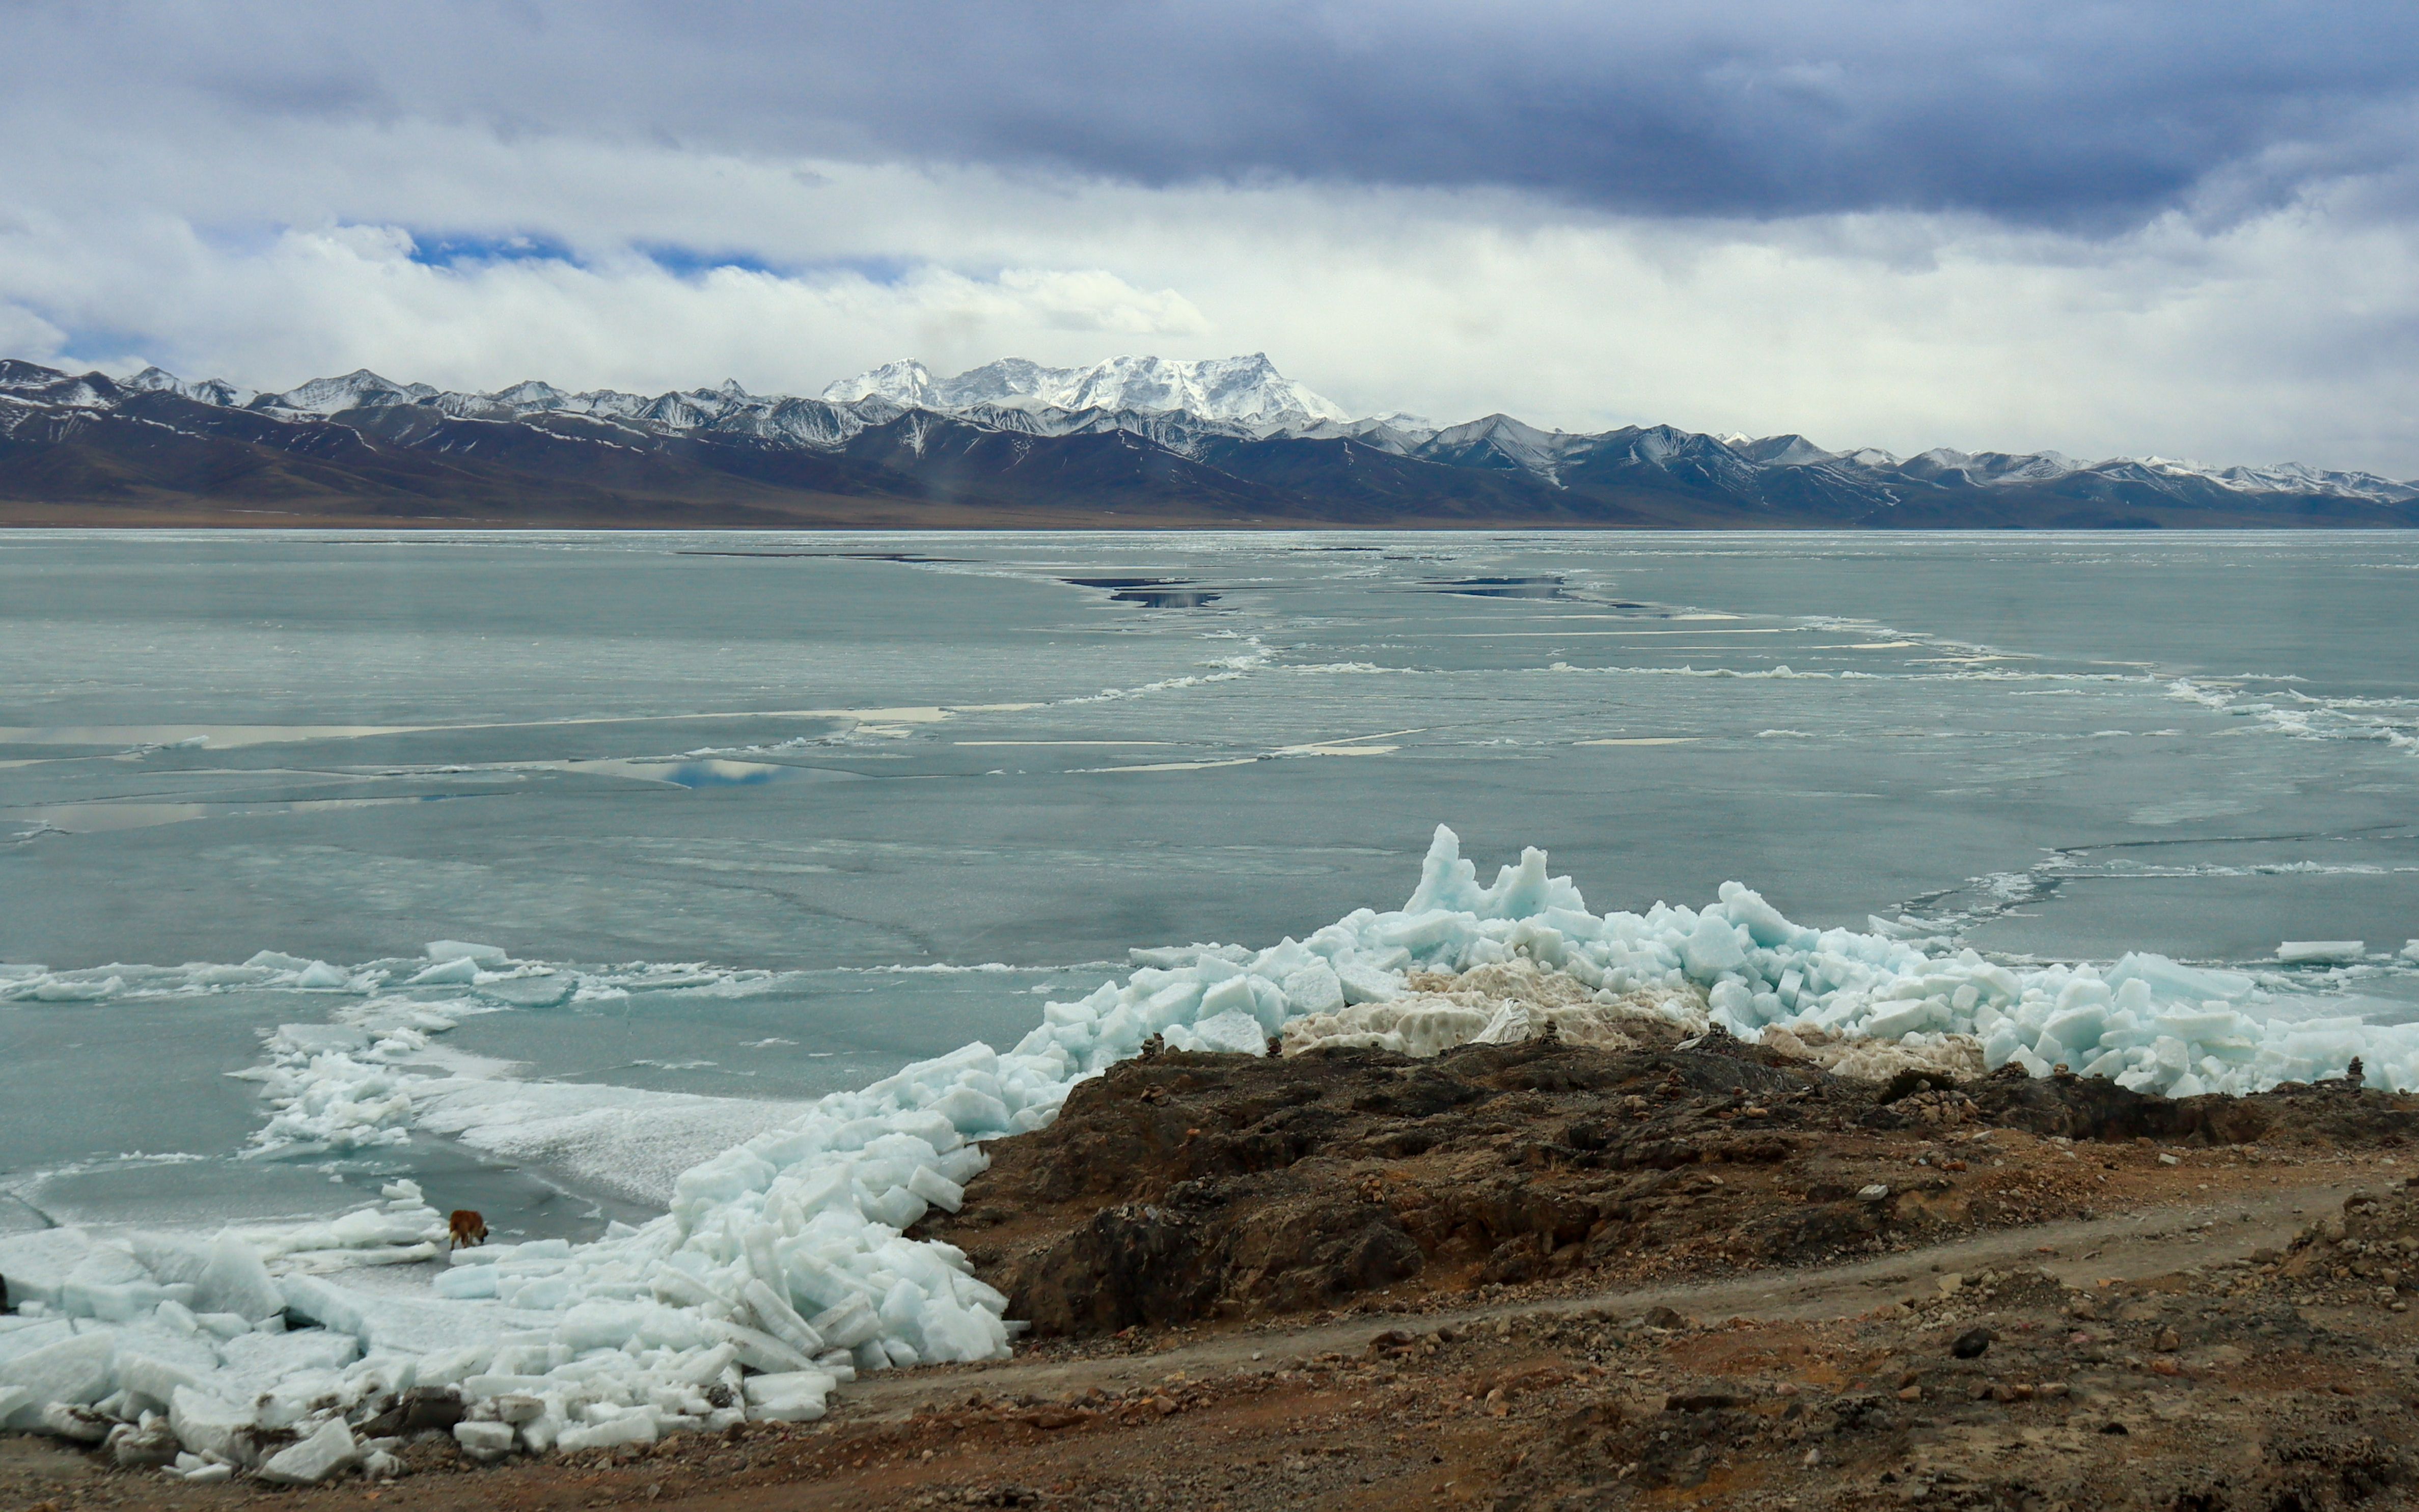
[[119, 365, 256, 407], [821, 353, 1353, 428], [1362, 410, 1438, 437], [1835, 447, 1903, 468], [257, 369, 436, 415], [491, 380, 567, 408], [1418, 414, 1585, 481], [821, 360, 933, 407], [1728, 434, 1835, 467], [121, 366, 187, 395]]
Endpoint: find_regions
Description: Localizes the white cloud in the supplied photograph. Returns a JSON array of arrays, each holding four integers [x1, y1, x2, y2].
[[0, 207, 1211, 397], [0, 300, 62, 361], [3, 115, 2417, 474]]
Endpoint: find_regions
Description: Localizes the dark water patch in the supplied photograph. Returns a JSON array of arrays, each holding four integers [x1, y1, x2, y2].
[[1113, 589, 1222, 608], [1061, 576, 1224, 608], [675, 551, 964, 562], [1420, 575, 1573, 600]]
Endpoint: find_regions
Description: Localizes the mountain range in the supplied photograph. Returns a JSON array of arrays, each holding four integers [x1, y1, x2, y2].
[[3, 352, 2412, 530]]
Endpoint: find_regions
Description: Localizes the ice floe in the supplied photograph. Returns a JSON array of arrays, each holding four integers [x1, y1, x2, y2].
[[0, 942, 787, 1011]]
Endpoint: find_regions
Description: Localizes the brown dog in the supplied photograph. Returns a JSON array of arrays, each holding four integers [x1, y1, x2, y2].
[[448, 1209, 488, 1250]]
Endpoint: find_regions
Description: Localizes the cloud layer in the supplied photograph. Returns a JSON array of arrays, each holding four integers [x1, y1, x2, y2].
[[20, 1, 2416, 224], [4, 2, 2417, 471]]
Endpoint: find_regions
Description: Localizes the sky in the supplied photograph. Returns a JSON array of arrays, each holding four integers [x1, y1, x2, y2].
[[4, 2, 2418, 472]]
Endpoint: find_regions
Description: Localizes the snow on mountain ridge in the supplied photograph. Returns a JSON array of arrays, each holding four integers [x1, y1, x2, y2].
[[822, 360, 933, 407], [122, 366, 258, 408], [825, 353, 1352, 427], [1727, 434, 1833, 468], [260, 369, 438, 416], [19, 355, 2412, 502]]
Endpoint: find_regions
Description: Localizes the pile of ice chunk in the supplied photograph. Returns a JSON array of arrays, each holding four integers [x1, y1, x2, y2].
[[235, 1020, 444, 1157], [0, 1183, 454, 1477], [7, 825, 2418, 1478], [1277, 955, 1715, 1058], [1257, 829, 2414, 1098]]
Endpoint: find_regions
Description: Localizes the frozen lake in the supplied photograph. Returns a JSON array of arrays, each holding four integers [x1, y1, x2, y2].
[[4, 529, 2415, 1239]]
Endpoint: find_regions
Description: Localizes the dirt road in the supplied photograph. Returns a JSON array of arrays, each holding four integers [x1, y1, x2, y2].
[[841, 1173, 2367, 1418], [9, 1036, 2416, 1511], [13, 1171, 2410, 1512]]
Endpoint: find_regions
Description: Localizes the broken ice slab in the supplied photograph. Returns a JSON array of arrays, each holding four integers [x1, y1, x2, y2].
[[2277, 940, 2366, 965], [425, 940, 508, 965]]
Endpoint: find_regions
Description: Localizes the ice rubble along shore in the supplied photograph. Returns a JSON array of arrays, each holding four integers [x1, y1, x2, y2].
[[4, 824, 2413, 1481]]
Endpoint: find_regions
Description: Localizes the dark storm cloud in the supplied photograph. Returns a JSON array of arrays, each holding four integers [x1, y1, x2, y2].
[[11, 1, 2416, 227]]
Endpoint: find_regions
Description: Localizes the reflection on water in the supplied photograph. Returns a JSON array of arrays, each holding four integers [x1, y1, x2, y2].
[[524, 758, 851, 788], [13, 794, 477, 834], [602, 759, 819, 789]]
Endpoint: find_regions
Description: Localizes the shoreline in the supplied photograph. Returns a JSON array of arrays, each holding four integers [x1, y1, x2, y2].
[[6, 829, 2417, 1507], [8, 1036, 2415, 1510]]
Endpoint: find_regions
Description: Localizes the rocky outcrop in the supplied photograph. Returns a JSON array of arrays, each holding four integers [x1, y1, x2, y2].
[[921, 1038, 2419, 1337]]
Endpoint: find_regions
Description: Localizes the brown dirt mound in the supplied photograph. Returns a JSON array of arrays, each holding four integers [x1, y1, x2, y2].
[[920, 1041, 2419, 1338]]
